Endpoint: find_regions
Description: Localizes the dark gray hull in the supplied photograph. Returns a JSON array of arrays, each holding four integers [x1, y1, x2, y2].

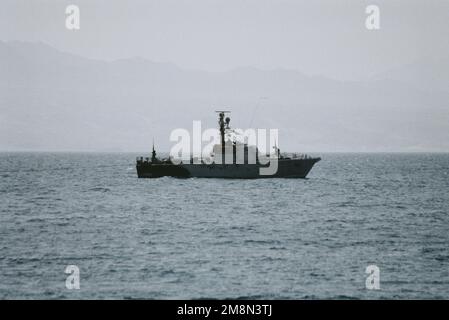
[[136, 158, 320, 179]]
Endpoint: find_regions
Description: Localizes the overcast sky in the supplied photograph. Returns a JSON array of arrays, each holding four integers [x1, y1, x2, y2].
[[2, 0, 448, 80]]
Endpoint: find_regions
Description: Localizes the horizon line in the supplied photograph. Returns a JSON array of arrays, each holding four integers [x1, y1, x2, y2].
[[1, 150, 448, 154]]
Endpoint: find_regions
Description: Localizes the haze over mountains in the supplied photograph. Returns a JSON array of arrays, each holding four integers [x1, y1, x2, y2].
[[1, 41, 448, 152]]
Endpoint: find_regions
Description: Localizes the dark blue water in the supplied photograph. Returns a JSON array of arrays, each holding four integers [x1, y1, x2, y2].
[[1, 152, 448, 299]]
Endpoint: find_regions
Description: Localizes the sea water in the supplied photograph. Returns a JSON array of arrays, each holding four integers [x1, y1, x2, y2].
[[0, 152, 448, 299]]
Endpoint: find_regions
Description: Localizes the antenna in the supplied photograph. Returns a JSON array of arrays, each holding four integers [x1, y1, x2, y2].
[[151, 138, 157, 162], [215, 110, 231, 164], [273, 137, 280, 159]]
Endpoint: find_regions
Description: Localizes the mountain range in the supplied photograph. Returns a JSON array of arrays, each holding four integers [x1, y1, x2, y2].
[[1, 41, 448, 152]]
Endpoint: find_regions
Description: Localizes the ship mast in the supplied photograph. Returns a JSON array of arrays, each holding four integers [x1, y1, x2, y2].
[[215, 110, 230, 164], [151, 138, 157, 163]]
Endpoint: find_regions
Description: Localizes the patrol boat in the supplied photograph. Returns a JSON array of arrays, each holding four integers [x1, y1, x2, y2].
[[136, 112, 320, 178]]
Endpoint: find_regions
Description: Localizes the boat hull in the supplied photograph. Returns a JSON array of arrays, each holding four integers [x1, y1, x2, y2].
[[136, 158, 320, 179]]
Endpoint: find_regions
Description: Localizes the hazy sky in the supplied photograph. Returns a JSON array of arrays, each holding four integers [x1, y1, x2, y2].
[[2, 0, 448, 80]]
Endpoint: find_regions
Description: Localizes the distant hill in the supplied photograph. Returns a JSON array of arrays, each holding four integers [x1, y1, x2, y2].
[[1, 41, 448, 152], [370, 57, 449, 93]]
